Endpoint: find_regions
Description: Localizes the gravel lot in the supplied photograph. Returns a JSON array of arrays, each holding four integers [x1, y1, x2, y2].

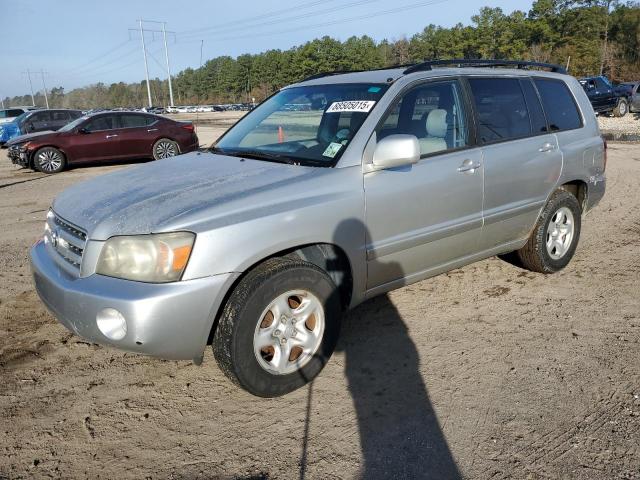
[[0, 122, 639, 479]]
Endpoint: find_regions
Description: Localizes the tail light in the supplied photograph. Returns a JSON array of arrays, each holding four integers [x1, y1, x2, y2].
[[602, 136, 608, 172], [181, 123, 195, 132]]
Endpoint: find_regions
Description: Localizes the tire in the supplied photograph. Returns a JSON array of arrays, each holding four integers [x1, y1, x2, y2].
[[517, 190, 582, 274], [213, 257, 342, 397], [613, 99, 628, 117], [34, 147, 66, 174], [152, 138, 179, 160]]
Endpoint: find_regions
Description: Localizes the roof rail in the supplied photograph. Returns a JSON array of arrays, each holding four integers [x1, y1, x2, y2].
[[300, 64, 415, 83], [403, 59, 567, 75]]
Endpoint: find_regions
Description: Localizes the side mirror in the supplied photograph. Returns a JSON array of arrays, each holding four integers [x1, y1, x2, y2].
[[78, 127, 89, 134], [27, 123, 35, 131], [371, 134, 420, 171]]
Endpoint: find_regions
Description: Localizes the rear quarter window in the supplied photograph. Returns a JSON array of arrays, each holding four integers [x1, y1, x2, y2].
[[534, 79, 583, 132]]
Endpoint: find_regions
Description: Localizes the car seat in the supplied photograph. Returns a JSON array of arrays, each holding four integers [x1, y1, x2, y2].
[[419, 109, 448, 155]]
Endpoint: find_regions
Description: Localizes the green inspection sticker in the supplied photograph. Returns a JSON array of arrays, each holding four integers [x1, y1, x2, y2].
[[322, 142, 343, 158]]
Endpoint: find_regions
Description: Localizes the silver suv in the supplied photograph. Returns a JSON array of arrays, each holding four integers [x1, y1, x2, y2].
[[31, 60, 606, 397]]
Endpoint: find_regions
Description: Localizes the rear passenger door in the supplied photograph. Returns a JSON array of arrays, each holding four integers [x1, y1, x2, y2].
[[468, 76, 563, 250], [117, 114, 159, 158]]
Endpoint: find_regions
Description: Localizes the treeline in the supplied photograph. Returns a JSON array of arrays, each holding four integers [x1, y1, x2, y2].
[[4, 0, 640, 109]]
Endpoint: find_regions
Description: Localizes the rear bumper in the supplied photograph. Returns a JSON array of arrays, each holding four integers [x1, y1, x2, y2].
[[31, 240, 239, 362]]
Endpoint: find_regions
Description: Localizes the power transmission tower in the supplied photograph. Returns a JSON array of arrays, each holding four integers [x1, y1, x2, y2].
[[139, 20, 152, 108], [22, 70, 36, 106], [40, 70, 49, 109], [130, 20, 176, 108]]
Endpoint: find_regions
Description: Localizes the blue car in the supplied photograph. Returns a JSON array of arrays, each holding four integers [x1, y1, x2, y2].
[[0, 109, 82, 146]]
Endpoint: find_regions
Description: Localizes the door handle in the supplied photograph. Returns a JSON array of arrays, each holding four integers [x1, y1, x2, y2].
[[147, 128, 158, 132], [457, 159, 481, 173], [105, 134, 119, 139], [539, 143, 556, 153]]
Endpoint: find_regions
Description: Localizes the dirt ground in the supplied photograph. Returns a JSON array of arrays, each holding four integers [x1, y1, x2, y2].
[[0, 125, 639, 479]]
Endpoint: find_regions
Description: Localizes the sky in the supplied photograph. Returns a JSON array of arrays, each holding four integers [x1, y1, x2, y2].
[[0, 0, 534, 99]]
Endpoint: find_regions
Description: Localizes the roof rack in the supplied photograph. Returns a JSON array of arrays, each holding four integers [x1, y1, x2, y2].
[[300, 64, 414, 83], [403, 59, 567, 75]]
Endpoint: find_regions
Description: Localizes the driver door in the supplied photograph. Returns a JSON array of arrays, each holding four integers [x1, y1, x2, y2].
[[66, 114, 121, 163], [364, 79, 484, 291]]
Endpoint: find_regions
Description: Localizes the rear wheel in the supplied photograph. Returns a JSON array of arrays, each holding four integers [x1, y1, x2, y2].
[[613, 99, 628, 117], [152, 138, 179, 159], [516, 190, 582, 274], [213, 257, 342, 397], [34, 147, 66, 174]]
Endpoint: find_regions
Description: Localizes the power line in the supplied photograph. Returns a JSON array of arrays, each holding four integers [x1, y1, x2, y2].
[[177, 0, 383, 41], [176, 0, 340, 36], [181, 0, 450, 44], [63, 40, 131, 75]]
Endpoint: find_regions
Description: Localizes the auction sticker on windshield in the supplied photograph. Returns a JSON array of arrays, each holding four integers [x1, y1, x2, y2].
[[322, 142, 343, 158], [326, 100, 376, 113]]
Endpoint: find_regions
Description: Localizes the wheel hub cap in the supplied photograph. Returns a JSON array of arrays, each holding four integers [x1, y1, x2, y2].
[[253, 290, 325, 375], [546, 206, 574, 260]]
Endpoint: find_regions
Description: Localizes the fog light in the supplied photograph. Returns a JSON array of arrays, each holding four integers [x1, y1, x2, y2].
[[96, 308, 127, 341]]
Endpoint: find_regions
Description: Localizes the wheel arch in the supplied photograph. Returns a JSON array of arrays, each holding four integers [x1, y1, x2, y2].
[[205, 242, 354, 346], [559, 179, 588, 212]]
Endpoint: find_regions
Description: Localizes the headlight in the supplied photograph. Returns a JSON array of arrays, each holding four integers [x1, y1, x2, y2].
[[96, 232, 195, 283]]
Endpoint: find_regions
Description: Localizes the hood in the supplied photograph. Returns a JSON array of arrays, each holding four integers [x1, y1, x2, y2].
[[52, 151, 333, 240], [6, 130, 56, 146]]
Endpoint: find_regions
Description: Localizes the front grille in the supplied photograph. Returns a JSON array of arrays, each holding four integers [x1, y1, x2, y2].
[[45, 211, 87, 272]]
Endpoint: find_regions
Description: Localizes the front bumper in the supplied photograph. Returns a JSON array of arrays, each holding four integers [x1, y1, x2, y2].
[[7, 146, 28, 166], [31, 240, 239, 362]]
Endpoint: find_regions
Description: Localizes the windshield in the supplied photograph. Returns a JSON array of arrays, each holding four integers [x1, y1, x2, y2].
[[214, 83, 389, 166], [59, 115, 89, 132]]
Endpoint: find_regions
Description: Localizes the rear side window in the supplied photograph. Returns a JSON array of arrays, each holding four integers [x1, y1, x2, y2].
[[120, 114, 148, 128], [468, 78, 531, 144], [51, 111, 70, 121], [520, 79, 548, 135], [534, 79, 582, 132]]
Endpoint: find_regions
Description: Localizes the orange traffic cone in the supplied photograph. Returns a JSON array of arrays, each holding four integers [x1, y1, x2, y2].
[[278, 126, 285, 143]]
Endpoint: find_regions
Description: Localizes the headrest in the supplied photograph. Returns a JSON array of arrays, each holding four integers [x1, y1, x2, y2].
[[426, 109, 448, 138]]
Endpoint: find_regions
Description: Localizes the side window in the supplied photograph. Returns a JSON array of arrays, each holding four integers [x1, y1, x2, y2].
[[85, 115, 115, 131], [120, 114, 148, 128], [145, 115, 158, 126], [377, 80, 469, 157], [31, 111, 52, 122], [468, 78, 531, 144], [51, 111, 70, 121], [9, 109, 25, 117], [520, 79, 548, 135], [534, 79, 582, 132], [70, 111, 83, 120]]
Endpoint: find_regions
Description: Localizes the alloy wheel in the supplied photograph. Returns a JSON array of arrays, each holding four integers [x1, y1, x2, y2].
[[154, 141, 178, 159], [38, 149, 63, 173]]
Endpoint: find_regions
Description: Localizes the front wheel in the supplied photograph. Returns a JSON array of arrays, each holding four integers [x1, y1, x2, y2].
[[152, 138, 179, 160], [613, 99, 628, 117], [213, 257, 342, 397], [516, 190, 582, 274], [34, 147, 66, 174]]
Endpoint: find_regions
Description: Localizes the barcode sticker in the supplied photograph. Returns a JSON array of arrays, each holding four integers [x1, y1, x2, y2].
[[326, 100, 376, 113]]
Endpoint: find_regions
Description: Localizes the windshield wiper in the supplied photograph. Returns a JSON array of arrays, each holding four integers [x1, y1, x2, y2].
[[212, 147, 298, 165]]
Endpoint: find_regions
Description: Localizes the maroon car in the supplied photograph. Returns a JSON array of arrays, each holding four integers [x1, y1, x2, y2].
[[8, 111, 199, 173]]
